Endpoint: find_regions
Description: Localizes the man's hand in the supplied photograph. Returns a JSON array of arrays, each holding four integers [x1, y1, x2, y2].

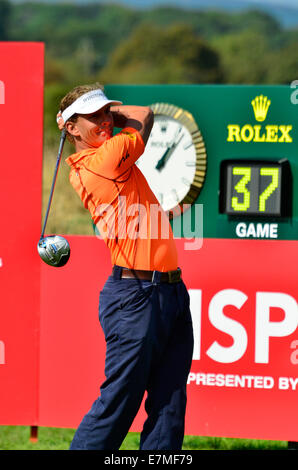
[[56, 111, 65, 131], [111, 105, 153, 145]]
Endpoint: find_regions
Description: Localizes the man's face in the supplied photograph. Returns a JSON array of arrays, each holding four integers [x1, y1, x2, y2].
[[72, 105, 114, 148]]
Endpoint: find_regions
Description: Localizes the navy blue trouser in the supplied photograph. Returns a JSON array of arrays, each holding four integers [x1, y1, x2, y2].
[[70, 266, 194, 450]]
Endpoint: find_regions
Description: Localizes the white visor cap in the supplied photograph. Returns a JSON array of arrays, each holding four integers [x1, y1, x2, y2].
[[61, 89, 122, 123]]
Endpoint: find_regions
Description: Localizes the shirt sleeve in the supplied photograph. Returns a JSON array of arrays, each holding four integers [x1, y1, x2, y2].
[[83, 127, 145, 179]]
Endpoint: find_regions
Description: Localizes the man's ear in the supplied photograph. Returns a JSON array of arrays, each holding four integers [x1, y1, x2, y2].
[[66, 121, 80, 137]]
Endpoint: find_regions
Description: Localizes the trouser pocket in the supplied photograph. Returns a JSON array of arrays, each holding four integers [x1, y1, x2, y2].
[[119, 284, 155, 342]]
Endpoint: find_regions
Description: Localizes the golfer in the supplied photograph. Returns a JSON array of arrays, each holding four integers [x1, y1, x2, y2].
[[57, 83, 194, 450]]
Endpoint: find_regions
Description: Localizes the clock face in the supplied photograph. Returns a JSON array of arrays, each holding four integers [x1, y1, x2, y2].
[[136, 103, 207, 216]]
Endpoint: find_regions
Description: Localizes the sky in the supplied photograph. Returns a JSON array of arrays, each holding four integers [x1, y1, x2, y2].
[[95, 0, 298, 8], [238, 0, 298, 7], [9, 0, 298, 6], [110, 0, 295, 10]]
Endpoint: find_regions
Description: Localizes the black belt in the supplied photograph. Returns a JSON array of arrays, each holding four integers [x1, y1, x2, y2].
[[112, 266, 182, 284]]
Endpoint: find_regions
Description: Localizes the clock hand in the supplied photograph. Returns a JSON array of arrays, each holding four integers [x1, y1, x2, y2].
[[155, 145, 171, 171], [155, 132, 184, 171]]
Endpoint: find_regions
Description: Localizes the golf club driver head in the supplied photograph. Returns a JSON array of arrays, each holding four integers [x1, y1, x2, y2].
[[37, 235, 70, 267]]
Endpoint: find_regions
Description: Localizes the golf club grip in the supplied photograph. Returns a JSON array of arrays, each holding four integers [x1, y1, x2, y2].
[[40, 129, 67, 239]]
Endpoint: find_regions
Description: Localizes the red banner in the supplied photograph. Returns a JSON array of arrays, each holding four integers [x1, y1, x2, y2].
[[0, 42, 44, 424], [178, 238, 298, 441]]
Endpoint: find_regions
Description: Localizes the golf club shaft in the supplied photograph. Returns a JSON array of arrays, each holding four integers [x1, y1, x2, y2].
[[40, 129, 67, 239]]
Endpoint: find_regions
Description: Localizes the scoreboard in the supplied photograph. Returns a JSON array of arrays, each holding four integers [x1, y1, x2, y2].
[[219, 159, 291, 217], [105, 84, 298, 242]]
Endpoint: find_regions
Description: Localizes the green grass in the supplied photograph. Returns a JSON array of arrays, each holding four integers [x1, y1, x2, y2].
[[0, 426, 288, 450]]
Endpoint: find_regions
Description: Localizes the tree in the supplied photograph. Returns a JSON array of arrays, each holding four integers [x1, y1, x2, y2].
[[211, 30, 271, 84], [0, 0, 11, 40], [75, 38, 98, 77], [44, 55, 67, 85], [266, 41, 298, 84], [99, 24, 224, 84]]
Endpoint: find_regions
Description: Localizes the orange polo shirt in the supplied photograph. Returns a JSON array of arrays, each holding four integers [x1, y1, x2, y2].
[[65, 127, 178, 272]]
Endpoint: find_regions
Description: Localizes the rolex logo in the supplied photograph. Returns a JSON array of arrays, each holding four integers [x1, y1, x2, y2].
[[227, 93, 292, 143], [251, 95, 271, 122]]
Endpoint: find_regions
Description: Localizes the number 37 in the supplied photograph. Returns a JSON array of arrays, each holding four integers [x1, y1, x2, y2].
[[232, 167, 279, 212]]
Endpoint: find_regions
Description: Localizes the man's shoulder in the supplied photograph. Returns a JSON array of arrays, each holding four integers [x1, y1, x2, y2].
[[65, 148, 96, 167]]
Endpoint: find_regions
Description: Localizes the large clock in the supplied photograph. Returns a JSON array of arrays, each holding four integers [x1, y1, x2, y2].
[[136, 102, 207, 217]]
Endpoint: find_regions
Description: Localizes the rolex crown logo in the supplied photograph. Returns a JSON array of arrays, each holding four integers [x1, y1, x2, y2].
[[251, 95, 271, 122]]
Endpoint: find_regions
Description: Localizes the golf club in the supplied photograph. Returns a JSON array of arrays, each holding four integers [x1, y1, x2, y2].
[[37, 128, 70, 267]]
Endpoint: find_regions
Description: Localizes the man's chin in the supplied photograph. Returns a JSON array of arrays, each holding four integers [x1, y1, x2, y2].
[[99, 131, 112, 142]]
